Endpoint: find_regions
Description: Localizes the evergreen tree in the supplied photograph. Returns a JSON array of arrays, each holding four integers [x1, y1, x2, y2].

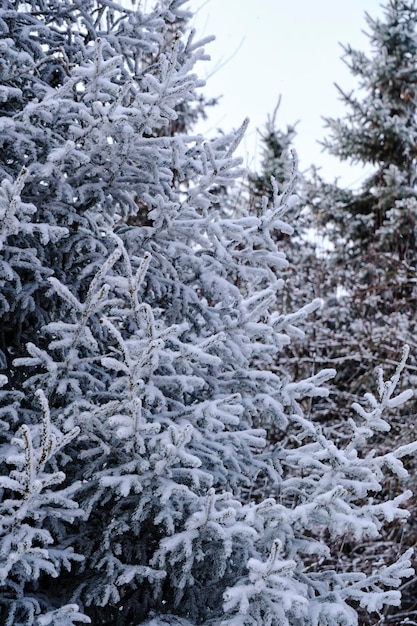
[[321, 0, 417, 257], [0, 0, 211, 368], [312, 0, 417, 311], [0, 2, 416, 625], [248, 107, 331, 420], [287, 3, 417, 617], [249, 98, 298, 213], [298, 0, 417, 415]]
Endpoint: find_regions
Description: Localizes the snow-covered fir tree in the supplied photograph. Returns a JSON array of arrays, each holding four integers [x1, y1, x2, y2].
[[313, 0, 417, 312], [320, 0, 417, 261], [249, 99, 299, 212], [300, 0, 417, 419], [0, 1, 416, 625], [274, 3, 417, 616], [247, 108, 332, 422]]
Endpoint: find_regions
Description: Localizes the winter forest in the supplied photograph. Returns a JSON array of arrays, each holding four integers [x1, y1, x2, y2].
[[3, 0, 417, 624]]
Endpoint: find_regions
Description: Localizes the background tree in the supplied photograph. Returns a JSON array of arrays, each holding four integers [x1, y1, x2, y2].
[[248, 106, 333, 421], [287, 0, 417, 418], [259, 2, 417, 620]]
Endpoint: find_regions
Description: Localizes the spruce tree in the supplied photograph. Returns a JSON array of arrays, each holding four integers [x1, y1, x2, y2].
[[312, 0, 417, 310], [0, 2, 416, 625], [301, 0, 417, 417], [248, 108, 330, 420], [289, 3, 417, 617], [320, 0, 417, 257]]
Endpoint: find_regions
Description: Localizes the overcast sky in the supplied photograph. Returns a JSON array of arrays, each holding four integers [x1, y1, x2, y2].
[[187, 0, 385, 187]]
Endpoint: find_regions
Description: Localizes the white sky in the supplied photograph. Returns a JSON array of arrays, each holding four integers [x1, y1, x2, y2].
[[187, 0, 385, 187]]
